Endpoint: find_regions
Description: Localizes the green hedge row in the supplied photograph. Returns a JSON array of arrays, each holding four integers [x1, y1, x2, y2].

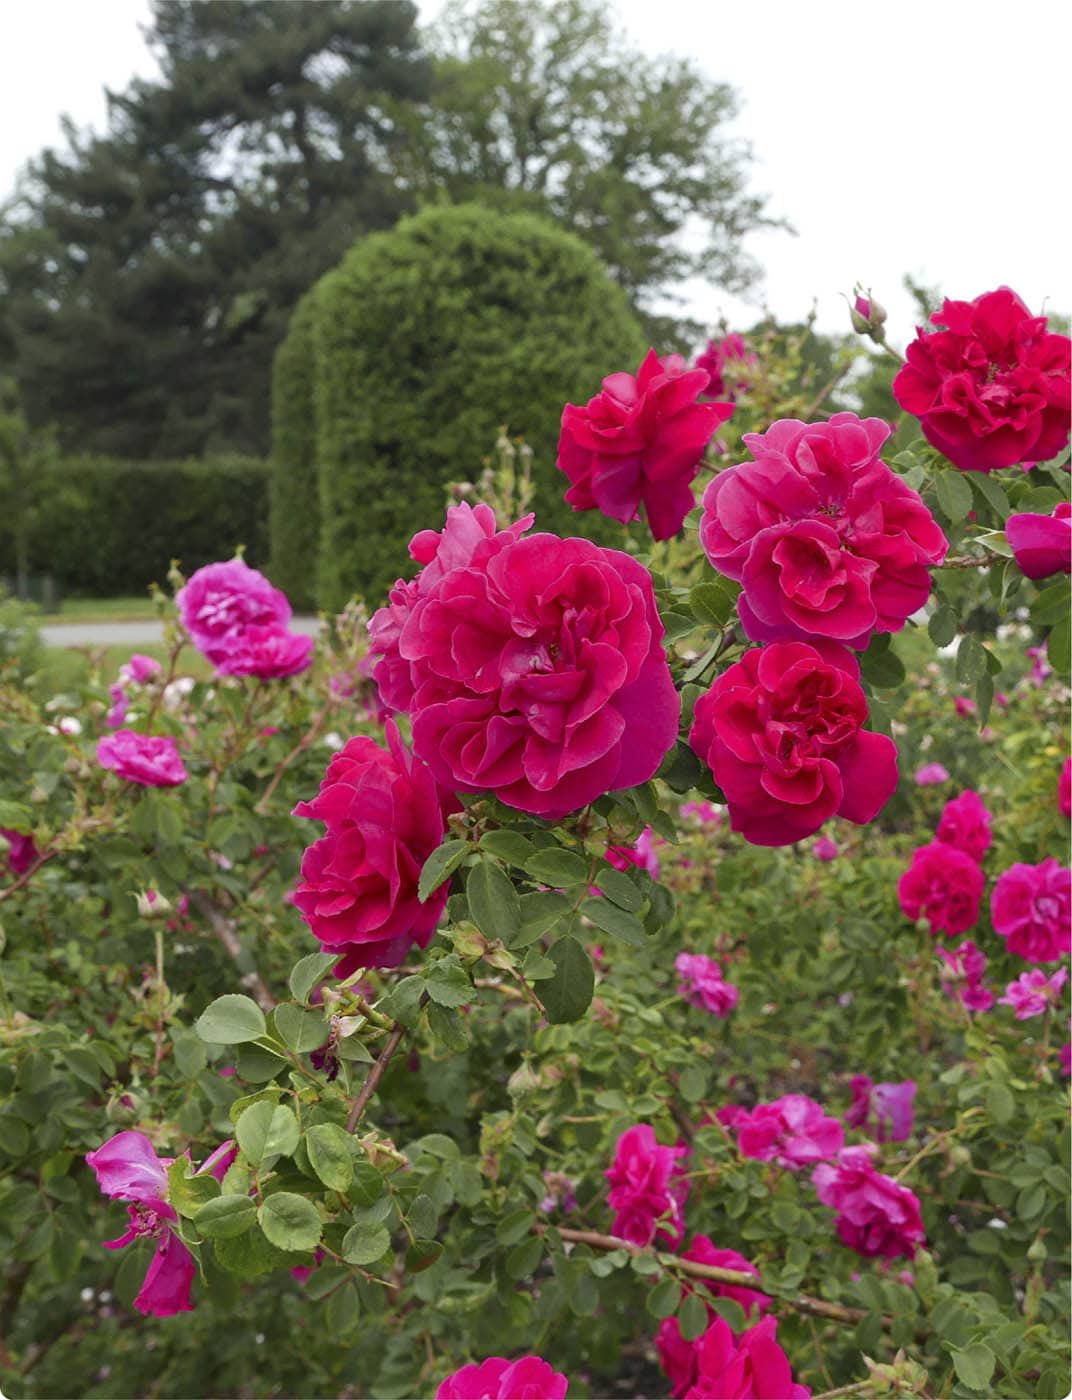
[[271, 204, 646, 611], [0, 456, 270, 597]]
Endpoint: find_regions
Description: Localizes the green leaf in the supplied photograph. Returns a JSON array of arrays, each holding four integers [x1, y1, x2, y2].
[[951, 1343, 996, 1391], [657, 739, 705, 793], [1048, 615, 1071, 676], [985, 1081, 1015, 1126], [646, 1277, 680, 1319], [305, 1123, 354, 1192], [689, 579, 736, 626], [377, 974, 425, 1028], [258, 1192, 322, 1253], [274, 1004, 329, 1054], [417, 839, 469, 903], [214, 1225, 291, 1278], [517, 891, 572, 942], [969, 474, 1010, 522], [196, 994, 267, 1045], [288, 952, 337, 1004], [427, 1002, 469, 1051], [580, 896, 646, 946], [541, 936, 594, 1024], [505, 1237, 542, 1280], [1031, 578, 1071, 626], [479, 831, 535, 866], [592, 864, 643, 912], [496, 1208, 535, 1246], [236, 1101, 300, 1167], [341, 1223, 390, 1265], [678, 1290, 708, 1341], [709, 1297, 747, 1332], [324, 1280, 361, 1334], [928, 605, 959, 647], [956, 635, 988, 684], [465, 859, 521, 943], [936, 469, 974, 522], [523, 848, 589, 888], [860, 641, 906, 689], [424, 957, 473, 1009], [167, 1157, 218, 1218], [406, 1239, 444, 1273], [194, 1194, 257, 1240]]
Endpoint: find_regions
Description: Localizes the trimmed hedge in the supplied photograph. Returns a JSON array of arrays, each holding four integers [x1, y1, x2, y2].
[[304, 203, 646, 609], [268, 290, 320, 610], [0, 456, 270, 596]]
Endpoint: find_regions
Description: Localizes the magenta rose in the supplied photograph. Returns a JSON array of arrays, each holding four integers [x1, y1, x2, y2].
[[998, 967, 1068, 1020], [735, 1093, 844, 1170], [990, 858, 1071, 962], [844, 1076, 916, 1143], [394, 525, 678, 819], [892, 287, 1071, 472], [688, 641, 898, 847], [605, 1123, 689, 1247], [898, 841, 984, 937], [2, 827, 38, 876], [1006, 502, 1072, 580], [675, 952, 738, 1017], [435, 1355, 568, 1400], [292, 721, 461, 975], [937, 939, 994, 1013], [683, 1316, 811, 1400], [1060, 758, 1071, 818], [699, 413, 948, 648], [97, 730, 187, 787], [214, 625, 313, 679], [556, 348, 734, 540], [813, 1145, 925, 1260], [695, 333, 757, 401], [177, 559, 291, 660], [935, 790, 993, 862]]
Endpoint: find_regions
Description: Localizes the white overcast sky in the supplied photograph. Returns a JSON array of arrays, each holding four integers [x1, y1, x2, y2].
[[1, 0, 1068, 343]]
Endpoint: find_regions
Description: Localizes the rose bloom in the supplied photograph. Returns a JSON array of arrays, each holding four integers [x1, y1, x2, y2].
[[954, 696, 977, 718], [735, 1094, 844, 1170], [689, 641, 898, 847], [292, 721, 460, 975], [935, 790, 993, 862], [892, 287, 1071, 473], [844, 1076, 916, 1143], [435, 1355, 567, 1400], [675, 952, 739, 1018], [991, 858, 1071, 962], [2, 827, 38, 876], [606, 825, 660, 879], [682, 1316, 811, 1400], [176, 558, 291, 660], [695, 333, 757, 401], [813, 836, 838, 861], [914, 762, 949, 786], [383, 515, 678, 820], [699, 413, 947, 649], [813, 1144, 925, 1260], [605, 1124, 689, 1247], [97, 730, 188, 787], [214, 624, 313, 679], [998, 967, 1068, 1020], [556, 348, 734, 540], [1006, 502, 1072, 580], [1060, 758, 1071, 818], [898, 842, 984, 937], [937, 939, 994, 1013]]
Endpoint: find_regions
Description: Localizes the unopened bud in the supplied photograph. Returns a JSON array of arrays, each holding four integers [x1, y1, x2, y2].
[[135, 889, 173, 919], [948, 1143, 971, 1167], [507, 1062, 541, 1099], [848, 285, 888, 341], [1027, 1234, 1048, 1263]]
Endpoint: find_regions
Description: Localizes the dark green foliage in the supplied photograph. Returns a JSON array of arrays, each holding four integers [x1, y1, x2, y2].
[[268, 292, 320, 610], [0, 456, 270, 595], [310, 204, 646, 609]]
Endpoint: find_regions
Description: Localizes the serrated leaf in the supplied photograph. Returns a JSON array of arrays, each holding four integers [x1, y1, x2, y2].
[[951, 1343, 996, 1391], [479, 831, 535, 866], [427, 1002, 469, 1051], [580, 896, 646, 946], [236, 1101, 300, 1166], [928, 605, 958, 647], [196, 995, 266, 1045], [466, 860, 521, 943], [936, 469, 974, 522], [678, 1290, 708, 1341], [288, 952, 336, 1004], [592, 864, 643, 912], [258, 1192, 322, 1252], [305, 1123, 353, 1192], [424, 958, 472, 1009], [540, 936, 594, 1024], [417, 839, 469, 903], [274, 1004, 329, 1054], [523, 848, 589, 888], [647, 1276, 680, 1319]]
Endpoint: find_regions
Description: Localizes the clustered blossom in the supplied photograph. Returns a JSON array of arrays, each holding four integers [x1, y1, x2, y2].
[[937, 940, 994, 1013], [990, 858, 1071, 963], [935, 790, 993, 862], [435, 1355, 568, 1400], [675, 952, 739, 1018], [695, 333, 757, 402], [292, 721, 460, 974], [97, 730, 188, 788], [176, 558, 313, 678], [892, 287, 1071, 473], [689, 641, 898, 846], [605, 1124, 689, 1247], [998, 967, 1068, 1020], [732, 1094, 844, 1170], [556, 349, 734, 541], [107, 653, 162, 729], [844, 1076, 916, 1143], [1006, 502, 1072, 580], [897, 842, 984, 937], [813, 1145, 926, 1260], [367, 503, 679, 819], [699, 413, 948, 650], [674, 1316, 811, 1400]]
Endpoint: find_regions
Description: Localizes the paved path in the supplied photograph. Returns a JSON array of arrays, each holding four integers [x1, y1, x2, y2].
[[41, 617, 323, 648]]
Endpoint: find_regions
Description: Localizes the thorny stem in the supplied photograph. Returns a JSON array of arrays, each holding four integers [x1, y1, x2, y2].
[[936, 554, 994, 570], [152, 927, 167, 1077], [0, 851, 56, 904]]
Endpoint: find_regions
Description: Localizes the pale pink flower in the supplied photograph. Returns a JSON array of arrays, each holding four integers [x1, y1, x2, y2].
[[998, 967, 1068, 1019]]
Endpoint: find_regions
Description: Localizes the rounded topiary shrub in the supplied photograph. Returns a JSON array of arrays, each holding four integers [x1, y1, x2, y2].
[[308, 203, 646, 609], [268, 290, 320, 611]]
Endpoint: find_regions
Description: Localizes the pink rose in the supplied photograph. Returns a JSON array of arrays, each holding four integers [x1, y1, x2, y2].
[[695, 333, 757, 401], [935, 790, 993, 862], [97, 730, 187, 787], [937, 939, 994, 1013], [121, 654, 163, 686], [605, 1124, 689, 1247], [680, 801, 723, 826], [998, 967, 1068, 1019], [1060, 758, 1071, 818], [435, 1356, 568, 1400], [177, 558, 291, 658], [689, 641, 898, 847], [844, 1076, 916, 1143], [214, 625, 313, 679], [1006, 502, 1072, 580], [683, 1316, 810, 1400], [813, 836, 838, 861], [813, 1145, 925, 1260], [914, 762, 950, 786], [2, 827, 38, 876], [990, 858, 1071, 962], [954, 696, 977, 717], [735, 1094, 844, 1170], [898, 842, 984, 937], [393, 522, 679, 819], [606, 826, 660, 879], [292, 722, 460, 976], [699, 413, 947, 648], [675, 952, 738, 1018], [556, 348, 734, 540], [892, 287, 1071, 473]]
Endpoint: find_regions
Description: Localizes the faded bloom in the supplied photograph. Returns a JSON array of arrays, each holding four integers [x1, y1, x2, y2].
[[990, 858, 1071, 962], [998, 967, 1068, 1020], [935, 790, 993, 862], [898, 842, 984, 937], [605, 1124, 689, 1247], [844, 1076, 916, 1143], [813, 1144, 926, 1260], [675, 952, 739, 1018], [937, 940, 994, 1013], [734, 1094, 844, 1170], [97, 731, 187, 788], [435, 1355, 568, 1400], [914, 762, 950, 786], [2, 827, 38, 876], [1060, 758, 1071, 818]]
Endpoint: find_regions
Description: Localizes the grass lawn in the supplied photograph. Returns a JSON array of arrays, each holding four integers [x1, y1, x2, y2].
[[57, 595, 160, 623], [33, 641, 213, 694]]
